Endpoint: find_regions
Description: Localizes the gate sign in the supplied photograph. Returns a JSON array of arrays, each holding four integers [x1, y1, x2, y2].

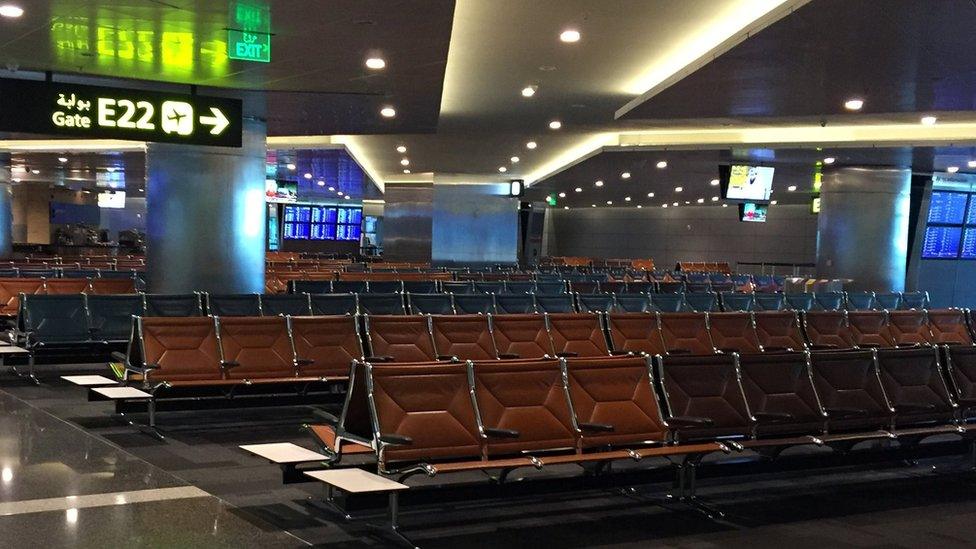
[[0, 79, 243, 147]]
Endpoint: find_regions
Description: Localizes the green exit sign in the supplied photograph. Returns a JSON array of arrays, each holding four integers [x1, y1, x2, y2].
[[228, 2, 271, 63]]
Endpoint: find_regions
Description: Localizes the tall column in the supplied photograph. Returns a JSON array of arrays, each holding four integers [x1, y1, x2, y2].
[[383, 182, 432, 263], [0, 154, 11, 259], [816, 167, 911, 291], [145, 115, 266, 293]]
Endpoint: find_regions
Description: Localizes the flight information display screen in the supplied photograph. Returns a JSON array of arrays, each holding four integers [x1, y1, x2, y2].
[[927, 191, 969, 225], [961, 227, 976, 259], [921, 226, 963, 259], [282, 204, 362, 241]]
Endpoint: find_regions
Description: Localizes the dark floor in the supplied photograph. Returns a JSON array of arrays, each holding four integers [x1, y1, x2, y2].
[[5, 362, 976, 548]]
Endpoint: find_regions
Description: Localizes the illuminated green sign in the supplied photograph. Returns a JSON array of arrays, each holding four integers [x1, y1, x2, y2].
[[0, 79, 242, 147], [546, 194, 557, 206], [228, 2, 271, 63]]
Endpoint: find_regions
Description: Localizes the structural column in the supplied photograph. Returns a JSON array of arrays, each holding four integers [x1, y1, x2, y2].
[[145, 115, 266, 293], [382, 182, 432, 263], [0, 154, 11, 259], [816, 166, 911, 291]]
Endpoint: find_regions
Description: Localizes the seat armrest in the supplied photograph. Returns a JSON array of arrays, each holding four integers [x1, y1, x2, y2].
[[825, 407, 868, 417], [609, 350, 632, 356], [810, 343, 839, 350], [143, 362, 160, 371], [364, 356, 395, 363], [436, 355, 460, 362], [955, 397, 976, 407], [667, 348, 692, 355], [220, 360, 241, 369], [296, 358, 315, 366], [668, 416, 714, 427], [578, 422, 614, 432], [497, 353, 520, 359], [894, 403, 937, 413], [312, 408, 340, 424], [762, 346, 794, 353], [110, 351, 128, 363], [484, 427, 520, 439], [754, 412, 794, 422], [857, 343, 882, 349], [895, 342, 922, 349], [718, 348, 741, 354], [556, 351, 579, 358], [378, 433, 413, 446]]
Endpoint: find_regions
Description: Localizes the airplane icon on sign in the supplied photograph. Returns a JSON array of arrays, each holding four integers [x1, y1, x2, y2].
[[161, 101, 194, 136]]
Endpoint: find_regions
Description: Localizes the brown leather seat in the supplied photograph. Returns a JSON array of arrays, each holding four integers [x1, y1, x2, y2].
[[545, 313, 610, 358], [847, 310, 895, 349], [707, 312, 762, 354], [875, 347, 959, 430], [489, 313, 555, 359], [808, 350, 893, 433], [945, 345, 976, 414], [606, 312, 666, 355], [754, 311, 807, 352], [0, 279, 44, 316], [658, 354, 753, 441], [88, 278, 137, 294], [43, 278, 92, 295], [215, 316, 298, 380], [364, 315, 438, 362], [470, 358, 577, 456], [659, 312, 714, 355], [289, 316, 363, 378], [887, 310, 933, 346], [927, 309, 974, 345], [737, 352, 826, 438], [563, 355, 669, 448], [138, 316, 223, 384], [430, 314, 496, 361], [803, 311, 856, 350]]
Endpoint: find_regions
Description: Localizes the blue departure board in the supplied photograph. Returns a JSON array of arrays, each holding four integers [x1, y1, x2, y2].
[[967, 197, 976, 225], [962, 227, 976, 259], [921, 225, 962, 258], [927, 191, 969, 225], [281, 204, 361, 241]]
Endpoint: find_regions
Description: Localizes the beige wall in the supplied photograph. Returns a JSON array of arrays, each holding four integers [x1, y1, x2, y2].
[[11, 184, 95, 245]]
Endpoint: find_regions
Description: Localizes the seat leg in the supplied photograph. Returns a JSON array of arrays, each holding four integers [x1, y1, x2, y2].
[[27, 354, 39, 385], [387, 492, 419, 549], [681, 461, 726, 520]]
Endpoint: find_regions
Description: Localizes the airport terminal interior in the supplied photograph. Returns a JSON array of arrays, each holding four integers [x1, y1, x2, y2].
[[4, 0, 976, 547]]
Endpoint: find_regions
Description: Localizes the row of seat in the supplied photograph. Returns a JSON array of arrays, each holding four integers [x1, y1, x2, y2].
[[0, 268, 143, 279], [0, 278, 138, 316]]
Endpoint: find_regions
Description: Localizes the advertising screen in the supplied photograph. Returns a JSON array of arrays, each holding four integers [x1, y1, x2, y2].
[[724, 165, 774, 201]]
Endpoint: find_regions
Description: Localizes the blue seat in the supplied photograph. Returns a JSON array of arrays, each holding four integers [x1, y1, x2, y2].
[[570, 281, 601, 294], [332, 280, 368, 294], [260, 294, 311, 316], [407, 293, 454, 315], [0, 268, 17, 278], [577, 293, 614, 313], [21, 295, 93, 346], [452, 294, 494, 315], [534, 294, 575, 313], [625, 281, 656, 294], [875, 292, 902, 311], [784, 292, 815, 312], [494, 294, 535, 314], [754, 293, 785, 311], [614, 294, 653, 313], [900, 291, 929, 310], [474, 281, 504, 294], [814, 292, 845, 311], [309, 293, 358, 315], [504, 281, 536, 294], [720, 292, 755, 312], [684, 292, 719, 312], [649, 293, 687, 313], [86, 294, 144, 344], [442, 281, 475, 294], [291, 280, 332, 294], [656, 281, 685, 294], [144, 294, 203, 317], [845, 291, 876, 311], [206, 294, 261, 316], [98, 270, 137, 280], [535, 281, 567, 295], [357, 293, 406, 315], [367, 281, 402, 293], [402, 281, 439, 294], [62, 269, 99, 279]]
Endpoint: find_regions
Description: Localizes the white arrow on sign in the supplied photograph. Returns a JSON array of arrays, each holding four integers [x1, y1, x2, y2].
[[199, 107, 230, 135]]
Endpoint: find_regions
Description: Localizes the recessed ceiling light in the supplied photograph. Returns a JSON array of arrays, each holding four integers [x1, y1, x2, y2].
[[558, 192, 566, 198], [711, 196, 719, 201], [710, 179, 719, 186], [303, 173, 312, 179], [948, 166, 960, 173], [526, 141, 537, 149], [138, 188, 144, 192], [696, 198, 704, 203], [625, 196, 631, 201], [511, 156, 520, 163], [844, 98, 864, 111], [621, 172, 631, 179], [11, 178, 19, 183], [403, 169, 410, 174], [559, 29, 581, 43], [823, 157, 835, 164], [549, 120, 562, 130], [968, 160, 976, 168], [31, 169, 39, 174], [380, 106, 397, 118], [662, 204, 668, 208], [106, 167, 116, 173], [521, 85, 537, 98], [685, 201, 690, 205], [58, 157, 68, 163], [365, 57, 386, 70], [286, 163, 296, 171], [673, 202, 679, 206], [787, 185, 797, 191], [770, 200, 778, 205], [636, 204, 642, 208], [337, 191, 344, 196], [564, 206, 569, 210], [647, 192, 655, 197], [656, 160, 667, 169], [594, 180, 603, 187], [396, 145, 407, 153], [591, 204, 596, 208], [921, 115, 937, 125], [674, 186, 683, 192], [606, 200, 613, 205], [400, 158, 409, 166], [344, 195, 350, 200], [317, 180, 325, 186], [0, 5, 23, 18], [328, 186, 335, 191], [722, 204, 728, 208], [574, 187, 582, 192]]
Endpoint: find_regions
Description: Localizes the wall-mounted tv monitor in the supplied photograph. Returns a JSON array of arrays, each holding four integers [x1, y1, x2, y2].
[[927, 191, 969, 225], [739, 202, 767, 223], [97, 190, 125, 209], [266, 179, 298, 203], [720, 164, 774, 201], [921, 225, 962, 259]]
